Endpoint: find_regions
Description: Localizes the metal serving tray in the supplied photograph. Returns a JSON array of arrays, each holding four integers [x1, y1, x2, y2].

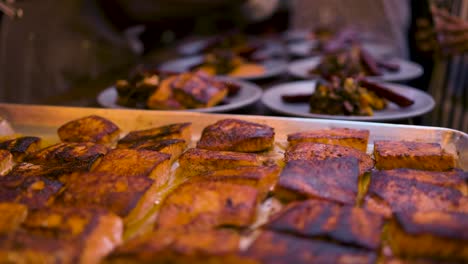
[[0, 103, 466, 170]]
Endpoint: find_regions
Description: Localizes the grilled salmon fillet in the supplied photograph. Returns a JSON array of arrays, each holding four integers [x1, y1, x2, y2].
[[58, 115, 121, 146], [0, 150, 13, 176], [107, 229, 240, 264], [0, 207, 122, 264], [287, 128, 369, 152], [59, 171, 159, 224], [285, 142, 374, 175], [0, 230, 78, 264], [265, 199, 384, 250], [156, 181, 259, 231], [364, 170, 468, 218], [375, 168, 467, 195], [92, 148, 171, 189], [25, 142, 109, 171], [388, 210, 468, 261], [129, 138, 187, 163], [0, 164, 65, 209], [191, 165, 281, 200], [178, 148, 262, 176], [373, 140, 456, 171], [197, 119, 275, 152], [0, 202, 28, 234], [274, 158, 360, 204], [22, 206, 122, 264], [117, 122, 191, 148], [241, 231, 377, 264], [171, 71, 228, 108], [0, 136, 41, 162]]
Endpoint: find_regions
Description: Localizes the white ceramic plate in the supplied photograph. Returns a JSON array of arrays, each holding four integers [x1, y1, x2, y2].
[[288, 41, 393, 58], [159, 55, 287, 81], [97, 77, 262, 113], [288, 56, 423, 82], [261, 80, 435, 121]]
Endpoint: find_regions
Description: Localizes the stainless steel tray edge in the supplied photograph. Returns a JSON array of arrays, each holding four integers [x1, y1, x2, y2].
[[1, 103, 466, 170]]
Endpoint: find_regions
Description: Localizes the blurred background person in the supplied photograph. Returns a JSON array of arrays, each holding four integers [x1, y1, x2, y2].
[[0, 0, 278, 104]]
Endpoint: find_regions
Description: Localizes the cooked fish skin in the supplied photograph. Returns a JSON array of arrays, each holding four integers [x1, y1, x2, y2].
[[0, 150, 13, 176], [197, 119, 275, 152], [192, 165, 281, 200], [265, 199, 384, 250], [92, 148, 171, 188], [25, 142, 109, 171], [0, 170, 64, 209], [23, 206, 123, 264], [129, 138, 187, 164], [178, 148, 262, 176], [274, 158, 360, 205], [388, 211, 468, 261], [373, 140, 456, 171], [156, 181, 259, 231], [0, 202, 28, 234], [0, 136, 41, 162], [285, 142, 374, 175], [0, 230, 79, 264], [59, 172, 154, 218], [241, 231, 377, 264], [117, 122, 192, 148], [106, 229, 240, 264], [171, 72, 228, 108], [58, 115, 121, 146], [287, 128, 369, 152], [376, 168, 468, 195], [363, 170, 468, 218]]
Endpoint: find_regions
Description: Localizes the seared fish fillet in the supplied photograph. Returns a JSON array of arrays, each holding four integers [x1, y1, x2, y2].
[[0, 150, 13, 176], [364, 170, 468, 218], [118, 122, 191, 148], [178, 148, 262, 176], [156, 181, 259, 231], [129, 138, 187, 163], [0, 136, 41, 162], [197, 119, 274, 152], [58, 115, 121, 146], [22, 206, 123, 264], [192, 165, 280, 200], [0, 230, 78, 264], [375, 168, 467, 195], [241, 231, 376, 264], [93, 148, 171, 189], [171, 72, 228, 108], [60, 172, 158, 223], [265, 199, 384, 250], [287, 128, 369, 152], [0, 164, 65, 209], [274, 158, 360, 204], [0, 202, 27, 234], [107, 229, 240, 264], [285, 142, 374, 175], [373, 140, 455, 171], [25, 142, 109, 171], [388, 210, 468, 261]]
